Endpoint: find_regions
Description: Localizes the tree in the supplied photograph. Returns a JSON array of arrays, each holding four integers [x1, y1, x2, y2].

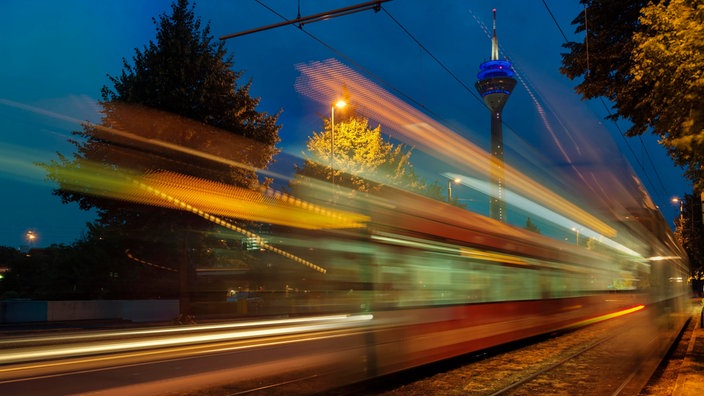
[[41, 0, 280, 310], [673, 193, 704, 295], [294, 108, 441, 200], [560, 0, 653, 102], [525, 217, 541, 234], [560, 0, 704, 189], [629, 0, 704, 189]]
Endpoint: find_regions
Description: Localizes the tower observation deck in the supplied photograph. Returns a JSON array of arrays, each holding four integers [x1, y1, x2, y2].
[[475, 9, 516, 223]]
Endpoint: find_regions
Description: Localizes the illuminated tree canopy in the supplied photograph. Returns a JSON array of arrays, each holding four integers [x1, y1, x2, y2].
[[561, 0, 704, 189], [295, 111, 442, 200]]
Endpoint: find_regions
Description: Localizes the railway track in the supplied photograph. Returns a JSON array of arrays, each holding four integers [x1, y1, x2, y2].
[[337, 308, 678, 396], [491, 320, 659, 395]]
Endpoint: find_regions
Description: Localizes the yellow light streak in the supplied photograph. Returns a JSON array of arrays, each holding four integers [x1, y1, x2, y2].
[[560, 304, 646, 330], [54, 164, 367, 230], [51, 162, 373, 273]]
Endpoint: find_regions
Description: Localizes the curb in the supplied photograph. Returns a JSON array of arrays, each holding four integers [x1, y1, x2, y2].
[[672, 303, 704, 396]]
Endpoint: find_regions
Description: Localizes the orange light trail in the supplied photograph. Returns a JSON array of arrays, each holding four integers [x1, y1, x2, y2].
[[560, 304, 646, 330], [295, 59, 616, 238]]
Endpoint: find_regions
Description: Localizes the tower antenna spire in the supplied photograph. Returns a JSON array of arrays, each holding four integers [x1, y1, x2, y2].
[[491, 8, 499, 60]]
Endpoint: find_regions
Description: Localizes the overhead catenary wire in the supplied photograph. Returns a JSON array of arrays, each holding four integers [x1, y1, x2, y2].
[[220, 0, 390, 40], [249, 0, 452, 124]]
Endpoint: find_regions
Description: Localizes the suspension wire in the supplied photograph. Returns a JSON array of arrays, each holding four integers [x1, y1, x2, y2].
[[542, 0, 569, 42], [381, 7, 484, 106], [542, 0, 668, 201]]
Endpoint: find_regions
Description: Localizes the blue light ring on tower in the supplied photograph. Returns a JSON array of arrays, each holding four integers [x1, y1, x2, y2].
[[477, 60, 516, 80], [479, 88, 512, 96], [478, 60, 514, 71]]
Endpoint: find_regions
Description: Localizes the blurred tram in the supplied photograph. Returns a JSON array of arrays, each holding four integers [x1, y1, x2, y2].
[[201, 184, 691, 393]]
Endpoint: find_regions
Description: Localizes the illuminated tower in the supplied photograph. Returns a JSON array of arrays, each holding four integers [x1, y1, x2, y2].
[[475, 9, 516, 223]]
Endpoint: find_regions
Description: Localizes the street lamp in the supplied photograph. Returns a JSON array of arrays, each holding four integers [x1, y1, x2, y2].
[[571, 227, 580, 246], [672, 196, 694, 232], [447, 177, 461, 203], [330, 99, 346, 196], [25, 230, 37, 251], [672, 196, 683, 216]]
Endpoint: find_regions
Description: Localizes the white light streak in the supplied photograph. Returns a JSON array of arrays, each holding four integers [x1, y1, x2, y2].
[[0, 314, 373, 365]]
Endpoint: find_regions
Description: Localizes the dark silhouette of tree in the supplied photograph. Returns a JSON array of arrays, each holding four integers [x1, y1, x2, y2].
[[560, 0, 652, 104], [673, 193, 704, 295], [524, 217, 540, 234], [0, 229, 181, 301], [40, 0, 280, 312]]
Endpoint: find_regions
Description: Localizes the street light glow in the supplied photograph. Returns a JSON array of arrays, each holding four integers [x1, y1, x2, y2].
[[447, 177, 461, 203]]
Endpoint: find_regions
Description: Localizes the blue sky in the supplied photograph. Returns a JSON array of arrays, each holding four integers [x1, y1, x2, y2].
[[0, 0, 691, 248]]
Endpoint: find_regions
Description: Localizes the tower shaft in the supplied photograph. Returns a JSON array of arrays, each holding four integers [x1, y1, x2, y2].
[[490, 110, 505, 221]]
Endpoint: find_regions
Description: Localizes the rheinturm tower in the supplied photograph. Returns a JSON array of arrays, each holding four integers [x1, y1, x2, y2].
[[475, 9, 516, 223]]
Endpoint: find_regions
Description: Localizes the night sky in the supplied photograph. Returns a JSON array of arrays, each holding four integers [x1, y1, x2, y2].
[[0, 0, 691, 248]]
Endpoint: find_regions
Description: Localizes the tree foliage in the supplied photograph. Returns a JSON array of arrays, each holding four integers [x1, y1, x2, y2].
[[630, 0, 704, 188], [560, 0, 652, 102], [294, 109, 441, 200], [561, 0, 704, 189]]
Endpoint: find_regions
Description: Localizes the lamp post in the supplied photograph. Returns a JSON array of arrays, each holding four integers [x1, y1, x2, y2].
[[672, 196, 683, 218], [571, 227, 580, 246], [672, 196, 684, 232], [330, 99, 346, 196], [447, 177, 461, 203], [672, 196, 694, 232]]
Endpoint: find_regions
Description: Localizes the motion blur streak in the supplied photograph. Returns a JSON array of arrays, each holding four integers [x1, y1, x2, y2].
[[446, 173, 641, 257], [0, 314, 369, 347], [0, 144, 49, 184], [562, 304, 646, 330], [0, 314, 373, 365], [48, 154, 367, 230], [135, 171, 368, 230], [295, 58, 617, 238], [51, 161, 371, 272]]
